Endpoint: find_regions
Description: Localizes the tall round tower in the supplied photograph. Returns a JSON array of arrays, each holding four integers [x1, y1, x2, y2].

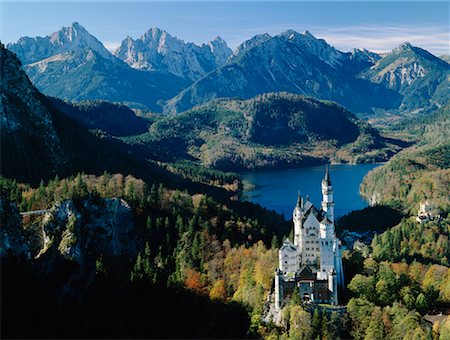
[[293, 191, 304, 247], [321, 165, 335, 223]]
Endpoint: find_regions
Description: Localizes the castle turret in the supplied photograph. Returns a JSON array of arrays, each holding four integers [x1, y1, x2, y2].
[[334, 240, 345, 289], [293, 191, 304, 247], [317, 216, 336, 280], [274, 268, 284, 311], [321, 165, 335, 223], [328, 268, 338, 306]]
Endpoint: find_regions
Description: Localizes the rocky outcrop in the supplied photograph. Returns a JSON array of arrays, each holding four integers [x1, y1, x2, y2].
[[0, 198, 29, 258], [38, 197, 139, 264], [0, 44, 68, 182]]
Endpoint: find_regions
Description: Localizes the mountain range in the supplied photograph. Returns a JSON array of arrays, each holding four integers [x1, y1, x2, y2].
[[6, 23, 230, 112], [7, 23, 450, 116], [113, 27, 232, 81], [0, 43, 187, 189]]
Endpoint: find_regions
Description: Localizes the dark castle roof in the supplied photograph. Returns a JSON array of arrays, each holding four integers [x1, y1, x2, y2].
[[296, 265, 315, 280]]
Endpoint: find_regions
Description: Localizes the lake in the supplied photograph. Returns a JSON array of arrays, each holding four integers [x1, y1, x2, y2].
[[241, 164, 381, 220]]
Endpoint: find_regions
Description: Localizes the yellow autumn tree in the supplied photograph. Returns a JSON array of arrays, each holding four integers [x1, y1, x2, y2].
[[209, 279, 226, 301]]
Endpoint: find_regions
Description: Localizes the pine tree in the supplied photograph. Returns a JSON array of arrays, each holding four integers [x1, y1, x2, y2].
[[311, 308, 321, 339]]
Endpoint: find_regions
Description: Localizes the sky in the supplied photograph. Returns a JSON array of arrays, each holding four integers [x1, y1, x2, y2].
[[1, 1, 449, 55]]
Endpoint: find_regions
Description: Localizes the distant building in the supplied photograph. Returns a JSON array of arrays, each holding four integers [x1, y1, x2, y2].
[[416, 200, 435, 223], [274, 166, 344, 310]]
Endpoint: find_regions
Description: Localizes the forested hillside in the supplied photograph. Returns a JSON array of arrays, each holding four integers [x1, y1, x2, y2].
[[343, 102, 450, 340], [126, 93, 400, 171], [1, 173, 289, 338], [361, 102, 450, 214]]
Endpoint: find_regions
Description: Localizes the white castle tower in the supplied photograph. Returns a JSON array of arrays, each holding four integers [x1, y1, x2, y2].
[[293, 192, 303, 249], [321, 164, 335, 223]]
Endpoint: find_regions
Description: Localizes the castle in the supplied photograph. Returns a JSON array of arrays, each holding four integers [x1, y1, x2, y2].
[[274, 166, 344, 309]]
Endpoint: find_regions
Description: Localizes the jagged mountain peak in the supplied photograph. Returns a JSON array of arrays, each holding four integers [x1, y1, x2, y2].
[[381, 41, 449, 66], [211, 35, 226, 43], [276, 29, 345, 68], [205, 36, 232, 65], [8, 22, 112, 64], [142, 26, 171, 40], [397, 41, 413, 51], [303, 30, 315, 37], [113, 26, 232, 80], [231, 33, 272, 59], [350, 48, 381, 63], [361, 40, 449, 110], [281, 29, 299, 38], [280, 29, 317, 40]]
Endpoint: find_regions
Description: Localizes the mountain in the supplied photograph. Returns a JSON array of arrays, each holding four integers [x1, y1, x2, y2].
[[0, 43, 170, 185], [440, 55, 450, 64], [127, 92, 400, 170], [361, 42, 450, 111], [113, 27, 232, 81], [9, 25, 447, 116], [7, 23, 189, 112], [343, 48, 381, 74], [164, 30, 400, 114], [1, 44, 68, 181], [6, 22, 112, 64], [1, 44, 241, 200], [230, 33, 271, 59]]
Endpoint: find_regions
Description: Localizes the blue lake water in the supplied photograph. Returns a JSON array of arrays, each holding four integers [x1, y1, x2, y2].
[[241, 164, 382, 220]]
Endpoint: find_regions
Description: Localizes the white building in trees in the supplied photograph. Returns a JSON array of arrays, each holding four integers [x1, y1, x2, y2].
[[275, 166, 344, 309]]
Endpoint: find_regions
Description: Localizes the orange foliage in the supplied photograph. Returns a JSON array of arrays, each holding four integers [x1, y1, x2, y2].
[[185, 268, 204, 293]]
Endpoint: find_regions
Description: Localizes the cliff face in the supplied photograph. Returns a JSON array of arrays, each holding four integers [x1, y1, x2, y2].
[[0, 198, 29, 258], [38, 197, 138, 264], [1, 45, 68, 182], [1, 196, 139, 296]]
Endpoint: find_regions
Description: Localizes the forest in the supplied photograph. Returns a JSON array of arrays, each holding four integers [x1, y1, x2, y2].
[[2, 169, 449, 339]]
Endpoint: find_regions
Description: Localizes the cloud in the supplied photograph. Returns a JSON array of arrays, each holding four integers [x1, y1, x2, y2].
[[103, 41, 121, 52]]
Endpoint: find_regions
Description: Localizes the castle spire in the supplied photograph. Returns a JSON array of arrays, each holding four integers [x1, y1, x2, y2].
[[321, 164, 334, 223], [296, 191, 303, 208], [323, 164, 331, 186]]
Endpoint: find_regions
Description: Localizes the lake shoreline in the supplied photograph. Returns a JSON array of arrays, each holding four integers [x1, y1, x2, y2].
[[240, 163, 383, 219]]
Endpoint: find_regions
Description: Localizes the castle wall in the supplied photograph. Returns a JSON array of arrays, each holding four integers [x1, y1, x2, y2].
[[300, 214, 320, 266], [279, 244, 298, 273]]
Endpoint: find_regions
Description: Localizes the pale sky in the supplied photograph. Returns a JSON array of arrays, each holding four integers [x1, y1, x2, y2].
[[1, 1, 449, 55]]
